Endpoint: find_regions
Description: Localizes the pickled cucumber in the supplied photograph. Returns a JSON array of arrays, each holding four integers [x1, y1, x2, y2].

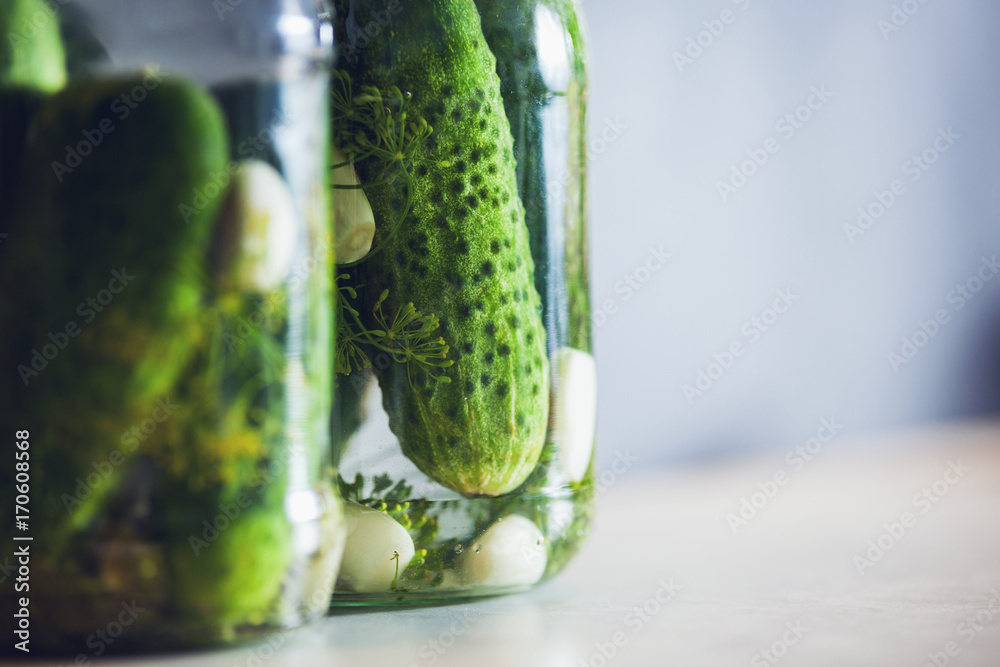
[[165, 495, 292, 624], [0, 0, 67, 92], [334, 0, 550, 497], [0, 75, 229, 550]]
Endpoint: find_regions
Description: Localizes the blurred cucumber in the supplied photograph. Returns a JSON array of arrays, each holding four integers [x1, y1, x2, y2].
[[0, 0, 67, 92], [0, 75, 229, 551]]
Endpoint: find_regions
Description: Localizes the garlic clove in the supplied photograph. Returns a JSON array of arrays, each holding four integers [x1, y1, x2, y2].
[[223, 159, 299, 291], [332, 147, 376, 264], [459, 515, 546, 587], [552, 347, 598, 482], [337, 501, 415, 592]]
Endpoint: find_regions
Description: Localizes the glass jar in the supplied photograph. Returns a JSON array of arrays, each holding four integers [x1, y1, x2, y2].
[[0, 0, 343, 652], [329, 0, 594, 603]]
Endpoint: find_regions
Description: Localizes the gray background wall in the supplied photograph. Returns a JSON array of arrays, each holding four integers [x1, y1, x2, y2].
[[583, 0, 1000, 465]]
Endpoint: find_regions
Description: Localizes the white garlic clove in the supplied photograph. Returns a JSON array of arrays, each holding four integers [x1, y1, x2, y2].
[[459, 515, 546, 588], [552, 347, 598, 481], [224, 160, 299, 291], [332, 147, 376, 264], [337, 501, 415, 592]]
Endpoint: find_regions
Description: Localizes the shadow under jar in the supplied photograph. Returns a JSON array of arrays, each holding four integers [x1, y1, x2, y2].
[[0, 0, 344, 652], [330, 0, 595, 604]]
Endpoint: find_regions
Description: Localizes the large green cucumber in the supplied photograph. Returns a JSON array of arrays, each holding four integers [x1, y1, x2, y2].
[[0, 76, 229, 549], [334, 0, 549, 496]]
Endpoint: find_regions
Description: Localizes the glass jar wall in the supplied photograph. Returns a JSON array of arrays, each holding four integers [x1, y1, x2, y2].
[[0, 0, 343, 652], [330, 0, 594, 604]]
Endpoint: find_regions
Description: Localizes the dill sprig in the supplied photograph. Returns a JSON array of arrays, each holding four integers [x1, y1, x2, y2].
[[335, 273, 452, 382], [331, 70, 432, 268], [332, 70, 431, 177]]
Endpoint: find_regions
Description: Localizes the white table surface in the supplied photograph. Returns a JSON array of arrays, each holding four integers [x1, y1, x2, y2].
[[7, 420, 1000, 666]]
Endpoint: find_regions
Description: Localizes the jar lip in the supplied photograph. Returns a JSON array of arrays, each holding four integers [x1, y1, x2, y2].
[[64, 0, 334, 85]]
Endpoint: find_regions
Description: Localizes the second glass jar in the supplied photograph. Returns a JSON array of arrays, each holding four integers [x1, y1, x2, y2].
[[0, 0, 343, 650]]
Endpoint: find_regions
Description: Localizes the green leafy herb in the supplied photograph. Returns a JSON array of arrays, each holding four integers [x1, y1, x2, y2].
[[331, 69, 432, 268], [335, 273, 452, 383]]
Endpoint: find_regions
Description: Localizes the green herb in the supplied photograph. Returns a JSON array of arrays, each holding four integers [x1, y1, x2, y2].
[[389, 550, 401, 591], [331, 70, 432, 268], [335, 273, 452, 384], [331, 71, 452, 386]]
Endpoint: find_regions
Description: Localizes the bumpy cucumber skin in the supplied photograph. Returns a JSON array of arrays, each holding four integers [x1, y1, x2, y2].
[[0, 0, 67, 92], [473, 0, 550, 337], [335, 0, 549, 496], [0, 77, 229, 550], [476, 0, 592, 354]]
